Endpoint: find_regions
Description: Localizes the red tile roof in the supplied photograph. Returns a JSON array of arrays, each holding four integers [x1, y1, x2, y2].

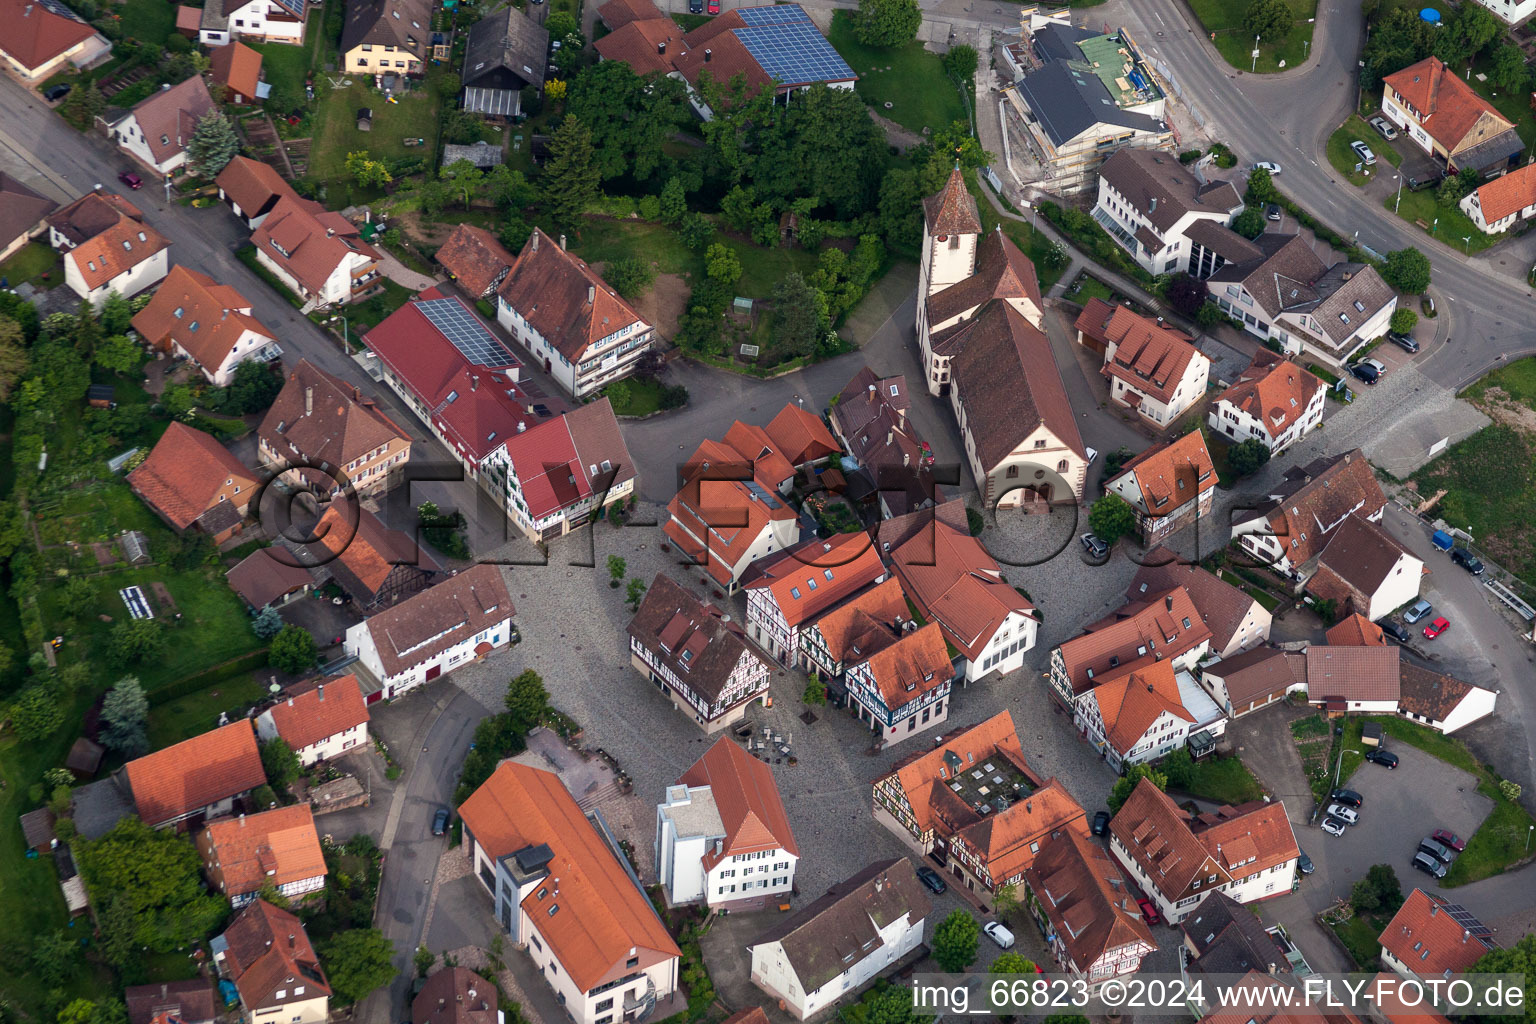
[[1384, 57, 1515, 153], [627, 574, 769, 709], [808, 577, 910, 666], [596, 0, 665, 29], [360, 564, 513, 680], [765, 403, 840, 466], [1213, 349, 1324, 444], [892, 524, 1035, 661], [1024, 828, 1156, 971], [1109, 430, 1216, 519], [412, 968, 498, 1024], [1468, 161, 1536, 224], [196, 805, 327, 899], [860, 621, 952, 711], [1313, 513, 1419, 600], [1325, 613, 1387, 647], [128, 422, 257, 531], [1077, 302, 1204, 405], [878, 711, 1039, 837], [211, 41, 263, 101], [125, 980, 219, 1024], [503, 397, 635, 520], [62, 198, 169, 293], [497, 227, 645, 363], [128, 76, 217, 167], [131, 265, 273, 375], [1304, 645, 1399, 703], [1378, 889, 1496, 977], [1055, 586, 1210, 697], [722, 420, 795, 490], [949, 777, 1087, 884], [264, 675, 369, 752], [924, 167, 982, 236], [592, 17, 682, 75], [1086, 659, 1195, 754], [125, 719, 265, 826], [219, 900, 330, 1010], [436, 224, 517, 298], [459, 763, 681, 993], [926, 227, 1044, 329], [1128, 554, 1265, 655], [743, 532, 886, 627], [304, 503, 437, 606], [4, 0, 98, 74], [680, 735, 798, 871], [252, 194, 379, 297], [215, 156, 302, 219]]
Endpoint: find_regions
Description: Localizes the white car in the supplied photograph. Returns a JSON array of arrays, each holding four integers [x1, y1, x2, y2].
[[1255, 161, 1282, 175], [1326, 803, 1360, 825], [984, 921, 1015, 949], [1369, 115, 1399, 141], [1350, 140, 1377, 166], [1321, 816, 1347, 837]]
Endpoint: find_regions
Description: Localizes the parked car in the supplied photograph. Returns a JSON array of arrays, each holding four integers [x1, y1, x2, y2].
[[916, 865, 947, 894], [1255, 161, 1282, 175], [1086, 446, 1099, 466], [1413, 851, 1448, 878], [432, 807, 450, 836], [1092, 810, 1111, 836], [1403, 599, 1433, 624], [1080, 533, 1109, 559], [688, 0, 702, 11], [1451, 548, 1485, 575], [1418, 838, 1458, 864], [1423, 616, 1451, 639], [1389, 331, 1420, 353], [1266, 203, 1282, 221], [118, 171, 143, 190], [1351, 361, 1381, 385], [984, 921, 1016, 949], [1321, 816, 1347, 837], [1369, 115, 1399, 141], [1136, 897, 1160, 925], [1298, 851, 1315, 875], [1351, 140, 1378, 166], [1330, 788, 1364, 807], [44, 83, 71, 102], [707, 0, 719, 11], [1431, 829, 1466, 851], [1377, 619, 1411, 643], [1326, 803, 1360, 825], [1366, 748, 1399, 769]]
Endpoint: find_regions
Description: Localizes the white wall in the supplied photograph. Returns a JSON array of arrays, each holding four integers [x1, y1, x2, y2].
[[706, 848, 797, 905], [65, 247, 169, 306], [115, 114, 186, 175], [1436, 686, 1498, 734], [522, 913, 677, 1024], [1207, 383, 1323, 454], [216, 0, 306, 43], [1362, 552, 1424, 621], [344, 615, 512, 698], [964, 610, 1037, 681], [749, 910, 925, 1020]]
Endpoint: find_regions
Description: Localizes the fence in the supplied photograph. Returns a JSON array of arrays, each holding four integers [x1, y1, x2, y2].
[[1152, 59, 1206, 128]]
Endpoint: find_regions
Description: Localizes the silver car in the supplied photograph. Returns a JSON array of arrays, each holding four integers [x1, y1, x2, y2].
[[1369, 116, 1399, 141], [1351, 140, 1377, 166], [1404, 599, 1433, 624], [1326, 803, 1359, 825]]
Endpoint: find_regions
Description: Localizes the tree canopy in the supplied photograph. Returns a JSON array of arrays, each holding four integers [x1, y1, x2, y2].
[[566, 63, 691, 182], [933, 909, 979, 971], [854, 0, 922, 46], [1108, 764, 1168, 813], [1381, 247, 1432, 293], [317, 929, 398, 1006], [100, 676, 149, 758], [1228, 437, 1272, 477], [78, 817, 228, 951], [1242, 0, 1293, 43], [1088, 494, 1137, 546], [187, 110, 240, 176], [268, 624, 318, 673], [541, 116, 601, 226]]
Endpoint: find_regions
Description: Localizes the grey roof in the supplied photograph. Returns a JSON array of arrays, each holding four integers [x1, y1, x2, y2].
[[1305, 264, 1396, 350], [199, 0, 229, 33], [442, 142, 504, 169], [1031, 22, 1098, 63], [462, 7, 548, 90], [1182, 891, 1290, 974], [341, 0, 432, 56], [1315, 513, 1416, 595], [1184, 218, 1263, 264], [1098, 148, 1242, 234], [71, 775, 134, 839], [1454, 129, 1523, 174], [1209, 233, 1328, 320], [1013, 61, 1163, 147], [749, 858, 931, 993]]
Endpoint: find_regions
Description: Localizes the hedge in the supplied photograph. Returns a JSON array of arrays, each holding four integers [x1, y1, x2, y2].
[[147, 649, 271, 706]]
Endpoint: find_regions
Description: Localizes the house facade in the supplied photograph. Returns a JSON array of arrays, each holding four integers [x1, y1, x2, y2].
[[199, 0, 306, 46], [742, 534, 888, 663], [257, 359, 411, 496], [1128, 556, 1273, 659], [1206, 350, 1325, 455], [1382, 57, 1523, 177], [254, 675, 370, 765], [1104, 430, 1217, 544], [341, 0, 431, 79], [1197, 647, 1306, 720], [1228, 449, 1386, 576], [196, 805, 327, 907], [0, 0, 110, 81], [112, 76, 217, 175], [1074, 659, 1226, 770], [1305, 514, 1425, 621], [1048, 585, 1212, 709], [842, 622, 954, 747], [253, 195, 382, 307], [1022, 830, 1157, 987], [1075, 298, 1211, 428], [1091, 148, 1249, 278], [131, 266, 280, 385], [47, 191, 169, 306], [212, 900, 330, 1024], [1461, 161, 1536, 233]]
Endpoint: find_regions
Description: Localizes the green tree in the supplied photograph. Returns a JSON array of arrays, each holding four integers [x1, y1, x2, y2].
[[31, 930, 80, 988], [803, 672, 827, 705], [9, 686, 64, 741], [96, 896, 141, 968], [186, 110, 240, 176], [59, 78, 106, 129], [854, 0, 921, 45], [225, 360, 283, 413], [0, 317, 28, 402], [1489, 41, 1529, 93], [59, 575, 96, 618], [770, 272, 829, 360], [567, 63, 690, 182], [412, 177, 452, 218], [606, 554, 627, 585], [1433, 2, 1499, 67], [1349, 863, 1404, 914], [1436, 167, 1479, 209], [1088, 494, 1136, 546], [99, 292, 133, 335], [625, 576, 648, 611], [317, 929, 399, 1006], [414, 944, 436, 978], [1382, 246, 1431, 294], [1242, 0, 1293, 43], [268, 624, 318, 673], [1245, 166, 1281, 206], [992, 882, 1020, 919], [161, 381, 196, 419], [78, 817, 227, 951], [94, 334, 141, 375], [705, 243, 742, 285], [942, 44, 979, 83], [677, 211, 714, 250], [604, 257, 653, 300], [261, 738, 302, 790], [1108, 764, 1168, 813], [345, 151, 393, 188], [504, 669, 549, 730], [252, 605, 284, 639], [659, 176, 688, 223], [966, 507, 985, 536], [932, 909, 980, 972], [1228, 437, 1272, 477], [1464, 933, 1536, 1024], [100, 676, 149, 758], [1390, 308, 1418, 334], [990, 953, 1038, 974], [1232, 207, 1266, 240], [542, 116, 602, 225], [30, 340, 91, 415], [441, 158, 484, 210], [484, 165, 538, 211], [863, 985, 918, 1024], [546, 10, 578, 36]]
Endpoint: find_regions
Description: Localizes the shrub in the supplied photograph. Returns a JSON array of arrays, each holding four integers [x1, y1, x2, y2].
[[1178, 149, 1203, 163]]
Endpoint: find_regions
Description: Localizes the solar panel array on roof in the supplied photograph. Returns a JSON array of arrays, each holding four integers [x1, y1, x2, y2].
[[415, 297, 521, 367], [1443, 902, 1492, 937], [742, 480, 782, 509], [736, 4, 807, 25], [736, 21, 856, 85], [35, 0, 85, 20]]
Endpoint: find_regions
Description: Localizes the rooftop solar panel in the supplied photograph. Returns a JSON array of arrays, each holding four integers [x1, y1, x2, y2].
[[743, 480, 782, 509], [736, 4, 808, 25], [735, 22, 855, 85], [35, 0, 85, 21], [415, 297, 521, 368]]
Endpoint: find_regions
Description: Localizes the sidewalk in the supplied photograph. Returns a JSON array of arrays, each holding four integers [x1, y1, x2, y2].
[[377, 249, 439, 292]]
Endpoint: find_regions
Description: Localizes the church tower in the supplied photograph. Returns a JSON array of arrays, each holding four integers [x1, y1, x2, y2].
[[918, 167, 982, 301]]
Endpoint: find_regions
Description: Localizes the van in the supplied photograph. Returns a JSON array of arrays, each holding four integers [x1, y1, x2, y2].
[[1418, 838, 1457, 864], [1413, 852, 1448, 879], [984, 921, 1015, 949]]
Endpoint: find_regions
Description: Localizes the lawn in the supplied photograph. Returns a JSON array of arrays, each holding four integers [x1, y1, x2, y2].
[[1466, 355, 1536, 409], [1291, 712, 1343, 803], [1171, 755, 1266, 805], [1332, 914, 1385, 970], [1326, 115, 1403, 186], [1066, 273, 1114, 305], [826, 11, 967, 136], [0, 242, 61, 288], [1412, 423, 1536, 587], [975, 186, 1070, 290], [1218, 568, 1283, 611], [252, 40, 313, 99], [332, 279, 414, 334], [603, 376, 667, 417], [1466, 56, 1536, 150], [1387, 188, 1496, 253], [149, 672, 271, 749], [114, 0, 177, 46], [1192, 0, 1317, 73], [307, 79, 442, 188], [570, 216, 819, 301]]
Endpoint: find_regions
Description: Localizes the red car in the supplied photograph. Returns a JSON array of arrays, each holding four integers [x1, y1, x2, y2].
[[707, 0, 719, 11], [118, 171, 143, 190], [1137, 897, 1160, 925], [1432, 829, 1467, 851], [1423, 616, 1451, 639]]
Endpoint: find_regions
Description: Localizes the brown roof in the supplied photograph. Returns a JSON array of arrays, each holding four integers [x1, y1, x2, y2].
[[943, 301, 1086, 469], [1109, 431, 1216, 518], [1368, 972, 1454, 1024], [666, 438, 801, 586], [216, 156, 301, 219], [742, 532, 886, 627], [412, 968, 498, 1024], [497, 227, 645, 363], [1326, 613, 1387, 647], [128, 76, 217, 167], [1385, 57, 1516, 153], [749, 859, 931, 993], [1077, 303, 1205, 405], [219, 899, 330, 1010], [20, 807, 55, 850], [860, 621, 953, 711], [226, 548, 314, 609], [1183, 218, 1264, 263], [211, 41, 263, 99], [592, 17, 682, 75], [1314, 513, 1419, 597], [671, 27, 776, 92], [253, 195, 380, 296], [808, 577, 909, 666], [302, 503, 439, 606], [436, 224, 517, 298], [1055, 586, 1211, 697], [1305, 264, 1397, 350], [721, 420, 795, 489], [596, 0, 665, 28], [877, 711, 1039, 838], [1087, 660, 1196, 754], [63, 203, 169, 294], [1212, 349, 1324, 445], [67, 736, 104, 775], [3, 0, 97, 73], [47, 190, 143, 245], [0, 172, 58, 250], [341, 0, 432, 56], [360, 564, 511, 678], [1182, 891, 1288, 974], [1244, 449, 1386, 566], [1398, 663, 1493, 727], [1204, 646, 1306, 709], [1469, 161, 1536, 224], [627, 573, 770, 709], [1128, 552, 1262, 654], [125, 719, 265, 826], [926, 227, 1043, 328], [258, 358, 409, 476], [197, 805, 327, 899], [131, 265, 273, 374], [950, 777, 1087, 884], [829, 367, 929, 477], [923, 167, 982, 236], [1209, 233, 1330, 321], [264, 675, 370, 752], [458, 763, 680, 993], [764, 403, 840, 466], [1024, 829, 1156, 971], [679, 735, 798, 868], [1377, 889, 1496, 977], [128, 422, 257, 531], [1201, 973, 1363, 1024], [125, 980, 219, 1024], [1304, 645, 1400, 703], [1098, 148, 1242, 233]]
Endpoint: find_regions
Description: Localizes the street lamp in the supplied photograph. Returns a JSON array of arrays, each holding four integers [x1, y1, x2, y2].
[[1253, 35, 1261, 73], [328, 314, 351, 353], [1303, 39, 1310, 59], [1432, 217, 1439, 236], [1394, 173, 1403, 214], [1526, 825, 1533, 854], [1462, 235, 1472, 255]]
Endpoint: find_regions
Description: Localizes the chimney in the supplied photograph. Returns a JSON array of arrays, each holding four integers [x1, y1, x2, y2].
[[705, 48, 712, 62], [587, 285, 595, 304], [1165, 594, 1174, 611], [1150, 197, 1157, 212], [305, 387, 313, 416], [886, 429, 893, 445], [317, 684, 324, 701], [559, 234, 567, 250], [352, 385, 360, 402], [532, 232, 539, 251], [438, 1000, 446, 1010], [239, 813, 246, 826], [1430, 903, 1439, 916], [875, 873, 884, 892], [1463, 930, 1470, 943], [468, 989, 477, 1002], [287, 697, 294, 707], [867, 383, 876, 394], [471, 374, 479, 391], [326, 227, 335, 238], [658, 40, 666, 54]]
